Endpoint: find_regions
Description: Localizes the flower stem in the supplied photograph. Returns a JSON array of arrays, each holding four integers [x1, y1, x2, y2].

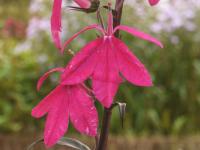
[[114, 0, 124, 37], [96, 108, 112, 150], [96, 1, 124, 150]]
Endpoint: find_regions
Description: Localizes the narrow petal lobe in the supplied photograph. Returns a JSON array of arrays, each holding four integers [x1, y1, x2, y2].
[[114, 25, 163, 48], [32, 86, 66, 119], [51, 0, 62, 49], [113, 37, 153, 87], [69, 85, 98, 136], [44, 86, 69, 147], [92, 38, 122, 108]]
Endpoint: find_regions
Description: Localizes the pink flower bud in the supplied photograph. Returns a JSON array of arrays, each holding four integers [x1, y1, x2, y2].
[[74, 0, 91, 9], [148, 0, 160, 6]]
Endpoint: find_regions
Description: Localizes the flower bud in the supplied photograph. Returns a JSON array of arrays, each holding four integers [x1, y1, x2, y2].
[[148, 0, 160, 6], [74, 0, 91, 8]]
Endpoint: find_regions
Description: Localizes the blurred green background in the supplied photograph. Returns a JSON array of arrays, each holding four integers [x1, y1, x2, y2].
[[0, 0, 200, 149]]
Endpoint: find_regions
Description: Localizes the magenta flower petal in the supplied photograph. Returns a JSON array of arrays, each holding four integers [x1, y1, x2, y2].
[[92, 39, 122, 108], [62, 24, 104, 53], [32, 85, 66, 118], [61, 38, 102, 85], [113, 25, 163, 48], [74, 0, 91, 8], [69, 85, 98, 136], [113, 37, 153, 87], [37, 67, 64, 91], [32, 84, 98, 148], [51, 0, 62, 49], [148, 0, 160, 6], [44, 86, 69, 147]]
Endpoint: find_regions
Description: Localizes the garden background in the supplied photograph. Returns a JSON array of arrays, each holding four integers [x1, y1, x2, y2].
[[0, 0, 200, 149]]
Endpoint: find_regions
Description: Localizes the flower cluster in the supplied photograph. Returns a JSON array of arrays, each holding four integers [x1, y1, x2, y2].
[[32, 0, 162, 148], [32, 68, 98, 147]]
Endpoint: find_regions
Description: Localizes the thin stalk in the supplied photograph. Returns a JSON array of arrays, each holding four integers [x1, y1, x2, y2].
[[96, 108, 112, 150], [96, 0, 125, 150], [114, 0, 124, 36]]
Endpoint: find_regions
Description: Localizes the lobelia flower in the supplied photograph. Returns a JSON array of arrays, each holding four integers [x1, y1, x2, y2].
[[60, 12, 163, 108], [32, 67, 98, 147], [51, 0, 99, 49], [148, 0, 160, 6]]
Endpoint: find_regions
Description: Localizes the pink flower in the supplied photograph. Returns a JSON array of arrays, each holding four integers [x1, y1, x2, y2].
[[32, 67, 98, 147], [60, 12, 163, 108], [148, 0, 160, 6], [51, 0, 92, 49]]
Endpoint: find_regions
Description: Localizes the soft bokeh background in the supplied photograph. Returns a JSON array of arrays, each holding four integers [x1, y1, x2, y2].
[[0, 0, 200, 149]]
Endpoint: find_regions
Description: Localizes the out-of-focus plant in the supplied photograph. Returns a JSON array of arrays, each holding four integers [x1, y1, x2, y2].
[[0, 0, 200, 142]]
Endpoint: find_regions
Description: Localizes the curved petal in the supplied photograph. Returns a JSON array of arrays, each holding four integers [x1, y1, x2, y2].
[[113, 25, 163, 48], [61, 24, 105, 53], [32, 85, 66, 118], [92, 38, 122, 108], [51, 0, 62, 49], [61, 38, 102, 85], [74, 0, 91, 8], [37, 67, 64, 91], [113, 37, 153, 87], [69, 85, 98, 136], [148, 0, 160, 6], [44, 85, 69, 147]]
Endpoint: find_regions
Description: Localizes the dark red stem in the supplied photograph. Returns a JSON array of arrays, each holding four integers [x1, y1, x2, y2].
[[114, 0, 124, 37], [96, 108, 112, 150], [96, 1, 124, 150]]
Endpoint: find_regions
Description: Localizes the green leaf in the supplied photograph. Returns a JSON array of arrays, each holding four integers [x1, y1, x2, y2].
[[27, 137, 91, 150], [57, 137, 91, 150], [27, 138, 43, 150]]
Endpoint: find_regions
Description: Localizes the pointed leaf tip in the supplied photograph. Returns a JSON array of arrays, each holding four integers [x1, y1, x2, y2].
[[57, 137, 91, 150], [27, 138, 43, 150], [110, 102, 126, 128], [27, 137, 91, 150], [117, 102, 126, 128]]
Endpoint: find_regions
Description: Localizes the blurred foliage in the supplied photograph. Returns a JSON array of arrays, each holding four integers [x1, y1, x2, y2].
[[0, 0, 200, 137]]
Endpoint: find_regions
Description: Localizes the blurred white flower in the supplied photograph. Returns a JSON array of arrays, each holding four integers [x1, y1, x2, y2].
[[27, 17, 50, 39], [29, 0, 45, 13], [150, 0, 200, 33]]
